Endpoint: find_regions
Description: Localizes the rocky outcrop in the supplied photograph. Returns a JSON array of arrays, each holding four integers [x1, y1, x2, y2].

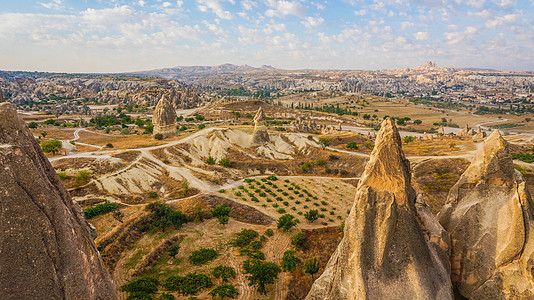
[[152, 94, 177, 137], [0, 90, 4, 102], [438, 130, 534, 299], [252, 107, 269, 144], [457, 124, 475, 137], [472, 126, 487, 139], [438, 125, 445, 136], [306, 118, 453, 300], [0, 102, 117, 299]]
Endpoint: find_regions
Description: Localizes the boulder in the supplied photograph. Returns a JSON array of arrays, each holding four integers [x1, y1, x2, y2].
[[438, 130, 534, 299], [306, 118, 453, 300], [0, 102, 117, 299]]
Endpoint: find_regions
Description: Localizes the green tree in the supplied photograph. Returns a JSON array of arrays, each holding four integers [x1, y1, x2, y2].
[[277, 214, 297, 231], [41, 139, 62, 155], [243, 259, 281, 295], [413, 119, 422, 125], [304, 258, 320, 281], [219, 158, 232, 167], [212, 265, 236, 282], [209, 284, 239, 299], [281, 250, 300, 272], [74, 170, 91, 184], [211, 203, 231, 225], [318, 138, 330, 150], [28, 121, 38, 129], [291, 232, 306, 249], [346, 142, 359, 150], [182, 181, 189, 196]]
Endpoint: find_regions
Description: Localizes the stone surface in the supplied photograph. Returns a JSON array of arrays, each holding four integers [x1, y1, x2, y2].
[[152, 93, 177, 137], [252, 107, 269, 144], [0, 90, 4, 102], [306, 118, 453, 300], [438, 130, 534, 299], [0, 102, 117, 300]]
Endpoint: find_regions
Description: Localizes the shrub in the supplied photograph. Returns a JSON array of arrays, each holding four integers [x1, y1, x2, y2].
[[250, 240, 263, 250], [277, 208, 286, 214], [28, 121, 38, 128], [198, 124, 206, 129], [316, 159, 326, 166], [162, 273, 212, 296], [158, 293, 175, 300], [74, 170, 91, 184], [168, 244, 180, 258], [83, 202, 118, 219], [300, 163, 311, 172], [57, 172, 68, 180], [189, 248, 218, 265], [219, 158, 232, 167], [304, 258, 320, 280], [291, 232, 307, 249], [281, 250, 300, 272], [212, 265, 236, 282], [277, 214, 297, 231], [209, 284, 239, 299], [147, 191, 158, 199], [266, 175, 278, 181], [404, 136, 415, 144], [346, 142, 359, 150], [264, 228, 274, 237], [232, 229, 259, 248], [413, 119, 422, 125], [206, 156, 215, 165], [154, 133, 164, 140], [138, 201, 188, 232], [218, 189, 226, 193], [363, 141, 374, 149], [121, 276, 159, 295], [106, 143, 114, 148]]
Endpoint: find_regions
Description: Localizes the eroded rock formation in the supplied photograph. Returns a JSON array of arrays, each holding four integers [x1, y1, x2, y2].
[[252, 106, 269, 144], [152, 93, 177, 137], [0, 102, 117, 299], [306, 118, 453, 300], [438, 130, 534, 299]]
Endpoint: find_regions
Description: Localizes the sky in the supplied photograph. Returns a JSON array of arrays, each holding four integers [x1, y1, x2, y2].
[[0, 0, 533, 72]]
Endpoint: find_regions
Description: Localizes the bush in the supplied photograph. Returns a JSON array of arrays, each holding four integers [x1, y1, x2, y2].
[[138, 201, 189, 232], [168, 244, 180, 258], [212, 265, 236, 282], [291, 232, 307, 249], [121, 276, 159, 295], [41, 139, 62, 155], [281, 250, 300, 272], [209, 284, 239, 299], [413, 119, 422, 125], [277, 214, 297, 231], [266, 175, 278, 181], [304, 209, 319, 223], [264, 228, 274, 237], [162, 273, 213, 296], [277, 208, 286, 214], [106, 143, 114, 148], [74, 170, 91, 184], [198, 124, 206, 129], [158, 293, 175, 300], [189, 248, 218, 265], [219, 158, 232, 167], [316, 159, 326, 166], [346, 142, 359, 150], [232, 229, 259, 248], [300, 163, 311, 172], [147, 191, 158, 199], [363, 141, 374, 149], [57, 172, 68, 180], [83, 202, 118, 219], [154, 133, 164, 140], [212, 203, 231, 225], [404, 136, 415, 144], [206, 156, 215, 165], [28, 121, 38, 128]]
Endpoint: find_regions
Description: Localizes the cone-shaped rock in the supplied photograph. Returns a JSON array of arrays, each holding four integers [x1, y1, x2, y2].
[[252, 107, 269, 144], [0, 102, 117, 299], [438, 130, 534, 298], [306, 118, 453, 300], [152, 94, 177, 137]]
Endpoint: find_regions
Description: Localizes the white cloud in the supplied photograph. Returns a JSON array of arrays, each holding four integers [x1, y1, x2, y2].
[[491, 0, 517, 7], [301, 16, 324, 28], [467, 9, 492, 19], [265, 0, 307, 18], [202, 20, 227, 36], [466, 0, 485, 9], [414, 31, 429, 41], [354, 9, 366, 16], [485, 14, 520, 28], [197, 0, 233, 19], [39, 0, 65, 10], [162, 2, 172, 7], [444, 26, 478, 45], [241, 0, 256, 10], [138, 0, 146, 6]]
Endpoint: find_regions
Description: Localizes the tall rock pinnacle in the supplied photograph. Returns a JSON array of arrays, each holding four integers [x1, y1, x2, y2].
[[152, 93, 177, 138], [252, 106, 269, 144], [0, 102, 117, 299], [438, 130, 534, 298], [306, 118, 453, 300]]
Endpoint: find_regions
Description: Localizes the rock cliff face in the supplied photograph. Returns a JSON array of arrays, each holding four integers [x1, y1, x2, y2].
[[0, 102, 117, 299], [438, 130, 534, 299], [252, 107, 269, 144], [306, 118, 453, 300], [152, 94, 177, 137]]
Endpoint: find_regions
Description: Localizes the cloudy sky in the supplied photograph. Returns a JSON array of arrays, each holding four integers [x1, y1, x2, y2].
[[0, 0, 533, 72]]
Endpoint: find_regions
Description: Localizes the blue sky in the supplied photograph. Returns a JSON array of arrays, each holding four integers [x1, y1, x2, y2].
[[0, 0, 533, 72]]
